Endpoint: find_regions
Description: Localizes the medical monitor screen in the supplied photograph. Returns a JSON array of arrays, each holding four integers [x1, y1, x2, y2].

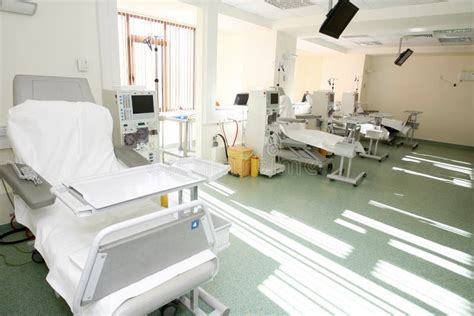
[[234, 93, 249, 106], [319, 0, 359, 39], [270, 93, 279, 105], [131, 95, 154, 114]]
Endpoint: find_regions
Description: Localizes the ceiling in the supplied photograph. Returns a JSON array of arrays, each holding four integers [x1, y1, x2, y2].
[[222, 0, 451, 20], [221, 0, 474, 52]]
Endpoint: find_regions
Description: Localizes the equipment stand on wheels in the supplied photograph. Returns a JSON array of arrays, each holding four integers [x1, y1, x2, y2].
[[327, 123, 367, 187], [397, 111, 423, 150]]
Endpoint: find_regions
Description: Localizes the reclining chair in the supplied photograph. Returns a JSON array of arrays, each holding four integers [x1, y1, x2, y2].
[[0, 75, 230, 315]]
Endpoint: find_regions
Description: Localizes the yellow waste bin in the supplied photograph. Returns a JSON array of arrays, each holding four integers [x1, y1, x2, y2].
[[228, 146, 253, 177], [250, 156, 260, 177]]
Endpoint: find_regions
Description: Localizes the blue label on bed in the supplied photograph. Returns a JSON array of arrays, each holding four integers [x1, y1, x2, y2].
[[191, 219, 200, 230]]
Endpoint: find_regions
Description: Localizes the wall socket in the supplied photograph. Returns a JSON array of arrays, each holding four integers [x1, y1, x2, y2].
[[77, 58, 88, 72]]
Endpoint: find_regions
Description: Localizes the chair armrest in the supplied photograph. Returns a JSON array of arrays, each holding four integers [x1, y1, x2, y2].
[[278, 118, 306, 124], [296, 114, 321, 120], [114, 146, 150, 167], [0, 164, 55, 209]]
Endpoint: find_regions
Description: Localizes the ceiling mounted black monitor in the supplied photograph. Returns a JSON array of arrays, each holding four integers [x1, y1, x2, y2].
[[319, 0, 359, 39], [394, 48, 414, 66]]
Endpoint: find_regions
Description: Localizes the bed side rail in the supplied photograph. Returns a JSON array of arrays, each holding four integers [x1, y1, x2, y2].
[[73, 200, 217, 313]]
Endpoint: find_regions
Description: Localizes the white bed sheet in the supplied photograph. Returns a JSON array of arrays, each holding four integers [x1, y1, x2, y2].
[[8, 100, 215, 315], [293, 102, 312, 115], [382, 118, 411, 134], [360, 124, 391, 140], [280, 125, 364, 153], [15, 196, 215, 315]]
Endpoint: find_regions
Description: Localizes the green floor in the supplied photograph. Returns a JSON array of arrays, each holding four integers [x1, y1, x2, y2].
[[1, 140, 473, 315]]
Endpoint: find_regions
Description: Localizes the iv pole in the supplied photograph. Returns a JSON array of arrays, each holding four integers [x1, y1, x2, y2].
[[144, 34, 162, 162]]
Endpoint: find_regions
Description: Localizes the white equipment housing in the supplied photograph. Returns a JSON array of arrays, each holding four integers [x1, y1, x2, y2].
[[103, 89, 160, 163], [309, 90, 334, 130], [341, 92, 359, 115], [245, 89, 285, 178]]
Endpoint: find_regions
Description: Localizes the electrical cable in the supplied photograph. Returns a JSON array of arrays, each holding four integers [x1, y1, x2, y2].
[[1, 179, 14, 210], [232, 119, 239, 147], [221, 124, 229, 147], [216, 133, 229, 161], [0, 228, 33, 245]]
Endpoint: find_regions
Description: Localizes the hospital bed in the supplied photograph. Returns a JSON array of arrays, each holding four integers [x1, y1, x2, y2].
[[1, 75, 231, 315], [277, 96, 366, 179], [277, 96, 333, 174]]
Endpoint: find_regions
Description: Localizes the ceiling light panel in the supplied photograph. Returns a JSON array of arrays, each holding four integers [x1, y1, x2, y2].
[[264, 0, 316, 10], [438, 37, 471, 45]]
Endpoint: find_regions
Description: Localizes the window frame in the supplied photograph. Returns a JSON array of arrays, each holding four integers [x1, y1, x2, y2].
[[118, 12, 196, 112]]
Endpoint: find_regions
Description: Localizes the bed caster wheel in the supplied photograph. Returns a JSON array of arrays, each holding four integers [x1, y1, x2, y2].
[[360, 155, 364, 159], [363, 173, 367, 178], [327, 164, 333, 172], [32, 249, 44, 264], [353, 184, 358, 187], [160, 301, 179, 316], [329, 179, 334, 182], [378, 159, 382, 162], [317, 168, 323, 175]]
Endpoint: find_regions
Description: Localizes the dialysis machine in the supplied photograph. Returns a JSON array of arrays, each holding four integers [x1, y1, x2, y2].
[[102, 89, 160, 163], [245, 89, 285, 178], [341, 92, 359, 115], [309, 90, 335, 130]]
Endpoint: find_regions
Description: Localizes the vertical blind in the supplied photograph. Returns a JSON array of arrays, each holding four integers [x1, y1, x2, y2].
[[118, 12, 195, 112]]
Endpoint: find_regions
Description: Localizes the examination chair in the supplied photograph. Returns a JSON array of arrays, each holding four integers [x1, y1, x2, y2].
[[0, 75, 229, 315]]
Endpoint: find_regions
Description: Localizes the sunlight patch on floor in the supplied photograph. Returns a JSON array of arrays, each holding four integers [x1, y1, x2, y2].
[[372, 260, 473, 316], [368, 200, 471, 238]]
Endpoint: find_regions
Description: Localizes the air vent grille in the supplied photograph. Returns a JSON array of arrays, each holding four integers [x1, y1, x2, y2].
[[264, 0, 315, 10]]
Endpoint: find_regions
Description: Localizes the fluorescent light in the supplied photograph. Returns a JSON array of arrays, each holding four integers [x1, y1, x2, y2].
[[410, 28, 426, 33], [0, 0, 37, 16]]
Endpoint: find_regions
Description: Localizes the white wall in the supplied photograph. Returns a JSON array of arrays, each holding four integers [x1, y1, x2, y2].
[[293, 51, 323, 102], [216, 27, 276, 105], [0, 0, 117, 224], [318, 53, 366, 102], [118, 0, 197, 26], [294, 51, 366, 102], [365, 54, 474, 146], [1, 0, 104, 125]]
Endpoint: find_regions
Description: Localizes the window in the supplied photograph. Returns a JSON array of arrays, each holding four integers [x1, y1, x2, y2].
[[118, 12, 195, 112]]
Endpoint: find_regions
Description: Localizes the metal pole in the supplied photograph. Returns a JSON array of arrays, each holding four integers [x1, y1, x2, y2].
[[339, 157, 344, 176], [154, 37, 162, 163], [398, 37, 403, 55]]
